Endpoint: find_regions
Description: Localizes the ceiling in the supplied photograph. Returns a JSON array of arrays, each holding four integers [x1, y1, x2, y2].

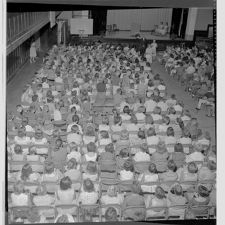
[[7, 0, 214, 8]]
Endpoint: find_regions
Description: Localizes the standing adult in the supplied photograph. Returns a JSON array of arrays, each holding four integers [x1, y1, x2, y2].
[[96, 78, 107, 105], [145, 44, 153, 65], [151, 40, 158, 61], [30, 39, 37, 63]]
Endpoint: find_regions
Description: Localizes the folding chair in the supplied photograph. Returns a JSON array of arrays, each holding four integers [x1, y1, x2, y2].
[[189, 205, 210, 219], [24, 181, 39, 193], [134, 161, 150, 174], [118, 180, 134, 193], [34, 144, 49, 156], [100, 204, 122, 221], [29, 161, 44, 173], [147, 144, 158, 155], [100, 179, 120, 194], [42, 181, 59, 194], [167, 204, 187, 219], [55, 204, 79, 219], [140, 181, 160, 194], [180, 180, 197, 192], [79, 204, 101, 222], [9, 160, 26, 172], [99, 160, 117, 173], [122, 205, 146, 221], [146, 206, 168, 220], [9, 206, 30, 222], [36, 205, 56, 221], [7, 131, 18, 140]]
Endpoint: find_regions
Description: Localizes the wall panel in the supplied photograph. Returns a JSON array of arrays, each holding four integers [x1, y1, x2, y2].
[[107, 8, 173, 32]]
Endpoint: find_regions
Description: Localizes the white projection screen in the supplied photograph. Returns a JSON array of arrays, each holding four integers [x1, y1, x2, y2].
[[70, 18, 93, 35]]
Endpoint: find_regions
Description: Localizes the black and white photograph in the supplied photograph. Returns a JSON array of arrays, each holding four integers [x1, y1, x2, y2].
[[1, 0, 219, 224]]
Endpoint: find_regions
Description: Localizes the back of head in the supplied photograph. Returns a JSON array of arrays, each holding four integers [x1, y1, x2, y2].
[[174, 143, 184, 153], [83, 178, 95, 193], [155, 186, 166, 199], [56, 214, 69, 223], [167, 160, 177, 172], [149, 162, 157, 173], [27, 207, 41, 223], [105, 207, 118, 221], [13, 181, 25, 195], [60, 176, 72, 190], [44, 161, 55, 174], [123, 158, 134, 172]]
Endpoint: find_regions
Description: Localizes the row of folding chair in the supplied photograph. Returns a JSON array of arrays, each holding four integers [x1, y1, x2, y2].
[[8, 203, 216, 223]]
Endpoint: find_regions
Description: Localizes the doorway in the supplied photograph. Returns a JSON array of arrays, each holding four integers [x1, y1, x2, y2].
[[171, 8, 189, 39], [90, 10, 107, 35]]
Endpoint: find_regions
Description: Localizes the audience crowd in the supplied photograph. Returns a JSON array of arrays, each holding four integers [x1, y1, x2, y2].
[[7, 41, 216, 223]]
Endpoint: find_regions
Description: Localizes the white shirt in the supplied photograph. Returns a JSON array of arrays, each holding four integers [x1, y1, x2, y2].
[[145, 99, 157, 112], [120, 170, 134, 181], [67, 151, 81, 162], [67, 133, 82, 145], [185, 152, 205, 163], [133, 152, 151, 162]]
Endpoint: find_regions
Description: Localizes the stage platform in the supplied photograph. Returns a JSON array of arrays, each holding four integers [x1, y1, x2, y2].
[[104, 30, 172, 40], [69, 32, 194, 51]]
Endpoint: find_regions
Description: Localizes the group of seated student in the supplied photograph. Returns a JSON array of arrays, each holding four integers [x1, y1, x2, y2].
[[160, 44, 215, 117], [7, 41, 216, 223]]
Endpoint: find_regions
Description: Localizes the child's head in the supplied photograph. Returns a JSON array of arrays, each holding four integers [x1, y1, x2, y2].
[[71, 124, 79, 133], [114, 116, 122, 125], [123, 158, 134, 172], [171, 183, 183, 196], [67, 158, 78, 170], [28, 145, 37, 155], [55, 138, 63, 148], [197, 185, 210, 198], [155, 186, 166, 199], [86, 161, 97, 175], [60, 176, 72, 190], [105, 207, 118, 222], [21, 117, 29, 127], [83, 178, 95, 193], [105, 143, 114, 154], [147, 127, 156, 137], [123, 105, 130, 114], [167, 127, 175, 136], [153, 106, 161, 115], [36, 184, 47, 196], [145, 114, 154, 124], [21, 163, 33, 181], [167, 160, 177, 172], [44, 161, 55, 174], [148, 162, 157, 173], [162, 116, 170, 125], [56, 214, 70, 223], [168, 107, 176, 115], [100, 130, 109, 139], [72, 115, 80, 124], [119, 147, 129, 158], [87, 142, 96, 153], [174, 143, 184, 153], [187, 162, 198, 174], [32, 94, 38, 103], [16, 105, 23, 113], [138, 130, 146, 139], [14, 144, 22, 154]]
